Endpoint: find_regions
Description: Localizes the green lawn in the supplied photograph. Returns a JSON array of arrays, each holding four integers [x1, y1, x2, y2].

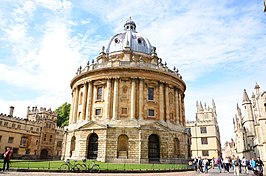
[[0, 160, 189, 171]]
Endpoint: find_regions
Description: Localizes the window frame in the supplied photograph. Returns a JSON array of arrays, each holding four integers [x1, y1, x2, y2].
[[148, 109, 155, 117], [201, 137, 208, 145], [147, 87, 155, 101], [200, 127, 207, 134]]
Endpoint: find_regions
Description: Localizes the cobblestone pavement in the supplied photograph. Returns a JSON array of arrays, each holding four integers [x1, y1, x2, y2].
[[0, 168, 258, 176]]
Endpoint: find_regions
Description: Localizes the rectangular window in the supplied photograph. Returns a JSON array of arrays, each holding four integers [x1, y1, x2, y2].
[[0, 121, 2, 126], [30, 127, 33, 131], [44, 134, 46, 141], [148, 109, 155, 117], [12, 123, 16, 128], [121, 108, 127, 115], [148, 88, 154, 101], [95, 108, 102, 116], [201, 137, 208, 145], [36, 128, 39, 132], [4, 122, 8, 127], [57, 141, 62, 148], [97, 87, 103, 100], [17, 124, 21, 129], [202, 150, 209, 156], [200, 127, 207, 133], [0, 135, 2, 142], [20, 137, 27, 145], [50, 135, 53, 142], [8, 137, 14, 143]]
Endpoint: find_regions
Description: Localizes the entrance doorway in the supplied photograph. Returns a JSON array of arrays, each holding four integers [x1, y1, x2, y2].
[[87, 133, 98, 159], [148, 134, 160, 163]]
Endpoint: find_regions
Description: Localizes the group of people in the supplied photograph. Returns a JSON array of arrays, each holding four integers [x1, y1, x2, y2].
[[193, 155, 264, 176]]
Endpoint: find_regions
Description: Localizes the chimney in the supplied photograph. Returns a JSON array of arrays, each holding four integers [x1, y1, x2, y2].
[[9, 106, 14, 116]]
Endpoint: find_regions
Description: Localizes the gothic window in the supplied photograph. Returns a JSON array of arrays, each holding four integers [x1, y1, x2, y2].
[[148, 87, 154, 101], [36, 140, 38, 145], [148, 134, 160, 163], [44, 134, 47, 141], [8, 137, 14, 143], [148, 109, 155, 117], [97, 87, 103, 100], [264, 103, 266, 112], [202, 150, 209, 156], [200, 127, 207, 133], [201, 137, 208, 145]]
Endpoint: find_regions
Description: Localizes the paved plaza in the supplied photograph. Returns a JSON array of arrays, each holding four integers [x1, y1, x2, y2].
[[0, 168, 258, 176]]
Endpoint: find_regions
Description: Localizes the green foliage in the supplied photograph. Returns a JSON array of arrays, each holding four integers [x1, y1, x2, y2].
[[55, 102, 71, 127]]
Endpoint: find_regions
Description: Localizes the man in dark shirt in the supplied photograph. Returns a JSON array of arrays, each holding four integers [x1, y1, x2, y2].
[[2, 147, 13, 172], [255, 157, 264, 176]]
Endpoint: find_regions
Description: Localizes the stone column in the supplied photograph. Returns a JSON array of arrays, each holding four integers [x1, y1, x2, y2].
[[139, 79, 144, 120], [165, 85, 170, 122], [112, 78, 119, 120], [130, 78, 136, 120], [74, 86, 79, 123], [86, 81, 93, 121], [175, 88, 180, 125], [81, 82, 88, 121], [159, 83, 165, 122], [69, 90, 75, 124], [178, 93, 182, 125], [181, 96, 185, 126], [105, 79, 111, 119]]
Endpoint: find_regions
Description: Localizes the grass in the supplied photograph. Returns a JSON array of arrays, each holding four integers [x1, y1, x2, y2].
[[0, 160, 189, 171]]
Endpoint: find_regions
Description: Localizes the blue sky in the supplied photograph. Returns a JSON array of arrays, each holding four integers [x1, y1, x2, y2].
[[0, 0, 266, 145]]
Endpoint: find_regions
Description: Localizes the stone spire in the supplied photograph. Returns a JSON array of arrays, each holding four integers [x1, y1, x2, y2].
[[242, 89, 251, 103], [254, 82, 260, 95]]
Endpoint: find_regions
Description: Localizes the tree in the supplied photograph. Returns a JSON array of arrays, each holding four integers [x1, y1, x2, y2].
[[55, 102, 71, 127]]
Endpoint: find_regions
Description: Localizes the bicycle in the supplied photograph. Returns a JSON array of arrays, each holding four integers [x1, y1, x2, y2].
[[75, 159, 100, 172], [59, 159, 81, 172]]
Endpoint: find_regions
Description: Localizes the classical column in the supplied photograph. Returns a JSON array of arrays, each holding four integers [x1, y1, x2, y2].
[[69, 90, 75, 124], [181, 96, 185, 126], [175, 88, 180, 125], [178, 93, 182, 124], [138, 79, 144, 120], [112, 78, 119, 120], [105, 79, 111, 119], [165, 85, 170, 122], [74, 86, 79, 123], [130, 78, 136, 120], [81, 82, 88, 121], [159, 83, 165, 122], [86, 81, 93, 121]]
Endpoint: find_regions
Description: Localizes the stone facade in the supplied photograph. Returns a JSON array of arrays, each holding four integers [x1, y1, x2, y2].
[[234, 83, 266, 170], [186, 100, 222, 159], [62, 18, 191, 163], [0, 106, 64, 159]]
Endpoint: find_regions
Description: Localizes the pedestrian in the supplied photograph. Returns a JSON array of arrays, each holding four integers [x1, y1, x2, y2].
[[202, 157, 209, 174], [197, 156, 203, 173], [255, 156, 264, 176], [250, 158, 256, 170], [216, 156, 223, 173], [233, 156, 240, 176], [224, 157, 230, 173], [2, 147, 13, 172], [211, 157, 215, 169], [192, 157, 198, 172], [241, 157, 248, 174]]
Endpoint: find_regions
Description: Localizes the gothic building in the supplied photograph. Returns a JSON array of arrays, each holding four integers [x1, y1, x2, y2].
[[0, 106, 64, 159], [186, 100, 221, 159], [62, 18, 191, 163], [234, 83, 266, 167]]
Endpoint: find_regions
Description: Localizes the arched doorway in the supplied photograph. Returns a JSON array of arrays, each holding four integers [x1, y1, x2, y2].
[[40, 149, 48, 159], [70, 136, 76, 158], [148, 134, 160, 163], [87, 133, 98, 159], [117, 134, 128, 158], [174, 138, 180, 157]]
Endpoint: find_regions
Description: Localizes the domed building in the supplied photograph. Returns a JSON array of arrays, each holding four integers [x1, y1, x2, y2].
[[62, 18, 190, 163]]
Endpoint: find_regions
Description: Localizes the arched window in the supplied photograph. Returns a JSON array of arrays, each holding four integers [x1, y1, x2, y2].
[[174, 138, 180, 157], [70, 136, 76, 157], [148, 134, 160, 163], [117, 134, 129, 158], [87, 133, 98, 159]]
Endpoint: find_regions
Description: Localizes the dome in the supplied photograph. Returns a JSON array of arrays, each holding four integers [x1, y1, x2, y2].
[[106, 17, 153, 55]]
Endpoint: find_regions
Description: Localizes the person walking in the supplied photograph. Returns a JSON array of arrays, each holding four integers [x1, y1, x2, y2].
[[192, 157, 198, 172], [224, 157, 230, 173], [216, 156, 223, 173], [233, 156, 240, 176], [255, 157, 264, 176], [241, 157, 248, 174], [2, 147, 13, 172], [197, 156, 203, 173], [202, 157, 209, 174]]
